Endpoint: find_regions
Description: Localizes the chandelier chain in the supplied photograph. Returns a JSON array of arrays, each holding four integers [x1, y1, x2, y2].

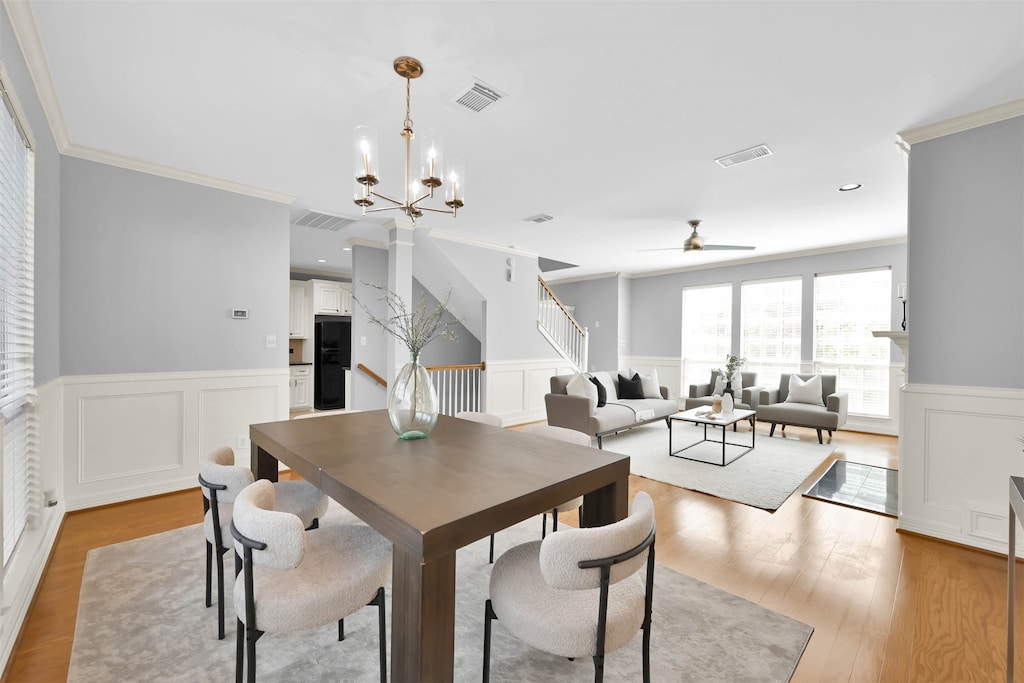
[[403, 77, 414, 134]]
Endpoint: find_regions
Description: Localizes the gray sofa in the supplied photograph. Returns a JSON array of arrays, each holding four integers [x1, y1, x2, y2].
[[545, 371, 679, 448], [756, 373, 849, 444]]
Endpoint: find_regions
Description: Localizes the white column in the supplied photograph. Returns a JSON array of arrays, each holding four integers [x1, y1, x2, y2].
[[386, 219, 415, 383]]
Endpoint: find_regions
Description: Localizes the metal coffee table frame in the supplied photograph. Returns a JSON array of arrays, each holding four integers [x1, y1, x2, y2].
[[669, 408, 757, 467]]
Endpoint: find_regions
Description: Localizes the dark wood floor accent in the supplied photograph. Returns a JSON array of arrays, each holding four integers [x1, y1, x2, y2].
[[3, 424, 1021, 681]]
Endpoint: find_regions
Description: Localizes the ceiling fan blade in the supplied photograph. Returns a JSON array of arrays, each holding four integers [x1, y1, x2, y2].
[[701, 244, 756, 251], [637, 246, 687, 252]]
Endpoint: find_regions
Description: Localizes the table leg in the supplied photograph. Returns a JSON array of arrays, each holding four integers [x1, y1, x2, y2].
[[251, 443, 279, 482], [581, 472, 629, 527], [391, 546, 456, 681]]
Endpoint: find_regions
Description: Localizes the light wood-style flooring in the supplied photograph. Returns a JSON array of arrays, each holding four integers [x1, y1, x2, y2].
[[3, 423, 1020, 681]]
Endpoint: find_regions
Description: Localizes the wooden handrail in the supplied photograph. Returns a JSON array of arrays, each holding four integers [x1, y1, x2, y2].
[[537, 276, 586, 336], [425, 362, 486, 372], [357, 363, 387, 388]]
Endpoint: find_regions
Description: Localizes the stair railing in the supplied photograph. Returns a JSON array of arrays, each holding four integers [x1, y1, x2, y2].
[[356, 362, 486, 416], [537, 276, 588, 372]]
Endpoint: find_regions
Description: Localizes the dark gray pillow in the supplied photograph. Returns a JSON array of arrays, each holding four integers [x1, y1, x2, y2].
[[618, 373, 645, 400], [587, 375, 607, 407]]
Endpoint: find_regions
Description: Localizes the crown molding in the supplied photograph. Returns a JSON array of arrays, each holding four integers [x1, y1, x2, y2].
[[425, 228, 537, 258], [3, 0, 69, 150], [63, 143, 295, 204], [347, 237, 387, 250], [897, 99, 1024, 148], [543, 271, 622, 285]]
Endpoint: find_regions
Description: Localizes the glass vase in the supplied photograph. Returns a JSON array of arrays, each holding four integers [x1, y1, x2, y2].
[[387, 358, 439, 440]]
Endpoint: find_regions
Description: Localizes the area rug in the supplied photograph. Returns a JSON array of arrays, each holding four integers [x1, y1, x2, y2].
[[602, 423, 836, 511], [68, 506, 813, 682]]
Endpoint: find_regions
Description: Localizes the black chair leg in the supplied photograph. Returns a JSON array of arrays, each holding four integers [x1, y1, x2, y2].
[[816, 428, 823, 444], [205, 541, 213, 608], [828, 430, 833, 442], [483, 599, 497, 683], [216, 546, 226, 640], [235, 618, 244, 683], [338, 618, 345, 641], [541, 513, 547, 539], [489, 534, 495, 564], [552, 510, 559, 532], [593, 652, 605, 683], [769, 423, 777, 437], [372, 587, 387, 683]]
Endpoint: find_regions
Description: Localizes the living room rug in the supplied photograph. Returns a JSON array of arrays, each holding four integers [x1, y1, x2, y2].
[[602, 423, 836, 511], [68, 506, 813, 682]]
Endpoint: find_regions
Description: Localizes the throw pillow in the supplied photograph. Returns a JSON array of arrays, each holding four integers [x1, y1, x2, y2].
[[728, 371, 743, 394], [713, 373, 725, 396], [618, 373, 645, 400], [629, 367, 662, 399], [586, 375, 607, 407], [566, 372, 598, 413], [592, 371, 618, 401], [785, 374, 825, 406]]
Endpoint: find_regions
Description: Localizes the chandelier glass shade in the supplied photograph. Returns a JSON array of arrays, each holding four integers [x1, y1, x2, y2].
[[353, 57, 464, 223]]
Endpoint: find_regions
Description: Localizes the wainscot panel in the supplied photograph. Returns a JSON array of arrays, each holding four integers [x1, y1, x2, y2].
[[899, 382, 1024, 555], [485, 358, 572, 426], [61, 369, 289, 510]]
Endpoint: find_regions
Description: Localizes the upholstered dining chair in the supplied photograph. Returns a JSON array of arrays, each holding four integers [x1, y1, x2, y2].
[[231, 480, 392, 683], [483, 491, 656, 682], [455, 411, 504, 562], [521, 423, 593, 537], [198, 446, 329, 640]]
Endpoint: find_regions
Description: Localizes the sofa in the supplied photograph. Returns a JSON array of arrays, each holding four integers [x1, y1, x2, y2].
[[756, 373, 849, 444], [545, 370, 680, 448]]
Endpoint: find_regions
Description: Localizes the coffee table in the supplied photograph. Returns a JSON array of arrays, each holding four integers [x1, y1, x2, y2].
[[669, 407, 757, 466]]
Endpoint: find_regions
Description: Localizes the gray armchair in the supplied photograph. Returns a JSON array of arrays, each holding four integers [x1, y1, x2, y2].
[[756, 373, 848, 444], [685, 371, 761, 429]]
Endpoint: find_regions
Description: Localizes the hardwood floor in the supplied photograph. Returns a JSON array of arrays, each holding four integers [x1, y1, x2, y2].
[[3, 424, 1020, 681]]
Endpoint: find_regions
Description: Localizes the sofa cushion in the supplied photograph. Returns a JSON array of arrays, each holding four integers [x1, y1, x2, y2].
[[786, 374, 824, 406], [618, 373, 645, 399], [592, 371, 618, 401], [629, 367, 662, 399], [587, 375, 607, 407], [566, 372, 598, 413], [757, 402, 840, 430]]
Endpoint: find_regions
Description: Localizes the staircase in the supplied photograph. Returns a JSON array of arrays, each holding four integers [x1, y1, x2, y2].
[[537, 276, 588, 372]]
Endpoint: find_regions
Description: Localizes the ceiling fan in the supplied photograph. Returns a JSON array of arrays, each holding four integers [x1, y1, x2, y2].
[[642, 219, 756, 253]]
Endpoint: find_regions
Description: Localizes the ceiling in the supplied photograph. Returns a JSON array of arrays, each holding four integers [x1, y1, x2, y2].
[[24, 1, 1024, 280]]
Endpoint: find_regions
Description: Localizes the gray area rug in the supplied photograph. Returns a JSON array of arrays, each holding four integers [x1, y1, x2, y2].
[[69, 505, 813, 682], [602, 423, 836, 511]]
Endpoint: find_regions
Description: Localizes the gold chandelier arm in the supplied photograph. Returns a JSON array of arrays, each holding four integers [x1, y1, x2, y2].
[[415, 206, 456, 215], [368, 191, 405, 207]]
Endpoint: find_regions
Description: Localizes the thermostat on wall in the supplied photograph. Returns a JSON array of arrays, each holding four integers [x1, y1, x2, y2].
[[232, 309, 248, 319]]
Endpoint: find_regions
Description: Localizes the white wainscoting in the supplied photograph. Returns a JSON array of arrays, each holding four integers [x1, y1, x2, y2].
[[484, 358, 575, 426], [620, 356, 683, 401], [61, 369, 289, 510], [899, 382, 1024, 554]]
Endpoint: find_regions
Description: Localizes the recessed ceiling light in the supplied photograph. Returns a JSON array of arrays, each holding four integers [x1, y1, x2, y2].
[[342, 247, 352, 251], [838, 183, 862, 192], [316, 259, 327, 263]]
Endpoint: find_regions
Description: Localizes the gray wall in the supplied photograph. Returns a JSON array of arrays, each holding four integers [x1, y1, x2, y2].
[[412, 279, 482, 367], [350, 245, 388, 409], [2, 11, 62, 385], [435, 240, 555, 361], [550, 275, 621, 371], [60, 157, 290, 374], [908, 116, 1024, 389], [589, 243, 908, 363]]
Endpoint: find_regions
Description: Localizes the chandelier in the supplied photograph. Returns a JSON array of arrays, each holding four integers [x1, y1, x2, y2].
[[353, 56, 464, 223]]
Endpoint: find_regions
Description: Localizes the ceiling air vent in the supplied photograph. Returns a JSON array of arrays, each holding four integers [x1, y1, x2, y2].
[[450, 80, 505, 114], [292, 210, 357, 231], [524, 213, 554, 224], [715, 144, 773, 168]]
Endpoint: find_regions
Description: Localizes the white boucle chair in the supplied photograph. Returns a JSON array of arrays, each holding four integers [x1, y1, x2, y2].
[[230, 480, 393, 683], [198, 447, 329, 641], [483, 491, 656, 683], [521, 423, 594, 538]]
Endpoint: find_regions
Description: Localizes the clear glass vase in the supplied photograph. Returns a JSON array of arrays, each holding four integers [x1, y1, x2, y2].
[[387, 358, 439, 439]]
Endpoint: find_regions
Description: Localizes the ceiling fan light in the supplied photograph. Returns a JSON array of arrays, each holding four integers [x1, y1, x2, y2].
[[683, 233, 702, 251]]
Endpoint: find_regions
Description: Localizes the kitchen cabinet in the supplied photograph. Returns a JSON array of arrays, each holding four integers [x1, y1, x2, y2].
[[289, 281, 312, 339], [312, 279, 353, 316], [289, 365, 312, 410]]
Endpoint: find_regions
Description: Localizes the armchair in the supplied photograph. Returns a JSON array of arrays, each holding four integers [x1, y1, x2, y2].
[[756, 373, 848, 444], [685, 370, 761, 429]]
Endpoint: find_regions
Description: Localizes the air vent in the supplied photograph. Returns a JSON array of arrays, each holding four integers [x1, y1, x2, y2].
[[715, 144, 773, 168], [450, 80, 505, 114], [292, 210, 357, 231], [524, 213, 554, 224]]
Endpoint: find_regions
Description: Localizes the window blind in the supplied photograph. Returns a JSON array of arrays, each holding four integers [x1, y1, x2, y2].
[[813, 268, 891, 416], [1, 70, 37, 568], [740, 278, 802, 390], [681, 284, 732, 390]]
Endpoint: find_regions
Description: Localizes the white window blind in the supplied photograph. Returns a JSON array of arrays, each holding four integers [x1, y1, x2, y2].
[[1, 69, 37, 568], [681, 284, 732, 391], [741, 278, 802, 390], [813, 268, 891, 416]]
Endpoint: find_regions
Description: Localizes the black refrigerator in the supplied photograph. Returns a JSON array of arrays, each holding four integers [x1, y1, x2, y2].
[[314, 320, 351, 409]]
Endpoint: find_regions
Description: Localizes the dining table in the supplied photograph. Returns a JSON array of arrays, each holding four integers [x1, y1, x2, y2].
[[249, 409, 631, 682]]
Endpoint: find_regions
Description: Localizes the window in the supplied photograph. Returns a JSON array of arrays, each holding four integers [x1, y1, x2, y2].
[[1, 68, 36, 568], [741, 278, 802, 390], [814, 268, 891, 416], [681, 284, 732, 391]]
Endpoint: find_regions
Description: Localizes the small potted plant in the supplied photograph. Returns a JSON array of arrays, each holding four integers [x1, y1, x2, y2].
[[717, 354, 747, 397]]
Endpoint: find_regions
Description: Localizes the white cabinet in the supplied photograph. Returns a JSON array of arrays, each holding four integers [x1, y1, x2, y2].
[[289, 365, 312, 410], [289, 281, 312, 338], [312, 279, 353, 316]]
